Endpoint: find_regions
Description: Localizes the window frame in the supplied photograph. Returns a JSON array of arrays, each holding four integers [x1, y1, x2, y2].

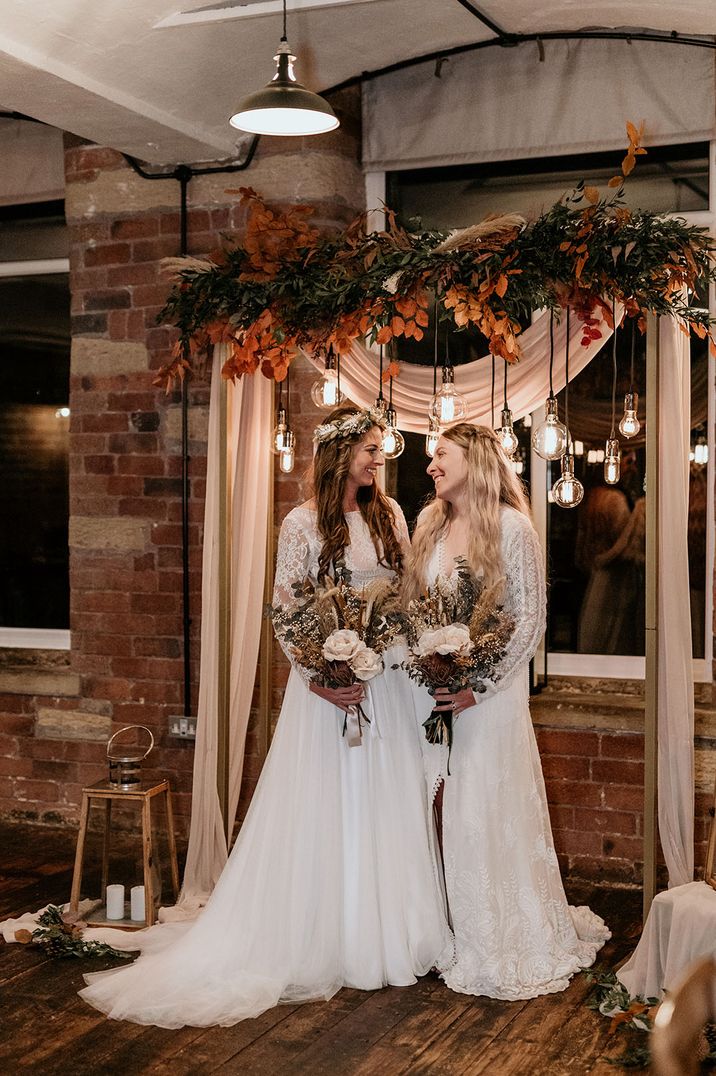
[[0, 254, 71, 650]]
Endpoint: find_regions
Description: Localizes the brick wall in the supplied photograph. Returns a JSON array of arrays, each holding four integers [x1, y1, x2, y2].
[[532, 681, 716, 884]]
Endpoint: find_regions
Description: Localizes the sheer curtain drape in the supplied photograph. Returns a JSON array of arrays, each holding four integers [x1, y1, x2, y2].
[[168, 345, 273, 915], [656, 315, 695, 887], [303, 306, 618, 426]]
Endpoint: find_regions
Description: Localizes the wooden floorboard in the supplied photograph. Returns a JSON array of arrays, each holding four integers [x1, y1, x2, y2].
[[0, 821, 643, 1074]]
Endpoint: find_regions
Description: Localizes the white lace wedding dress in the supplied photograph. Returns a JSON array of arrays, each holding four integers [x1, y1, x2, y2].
[[80, 503, 452, 1028], [418, 505, 610, 1000]]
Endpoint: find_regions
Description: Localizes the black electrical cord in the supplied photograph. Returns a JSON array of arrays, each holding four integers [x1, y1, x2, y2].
[[610, 299, 618, 439], [503, 358, 509, 410], [564, 307, 571, 449], [377, 345, 384, 403], [548, 312, 555, 399], [432, 306, 439, 396], [491, 353, 496, 428]]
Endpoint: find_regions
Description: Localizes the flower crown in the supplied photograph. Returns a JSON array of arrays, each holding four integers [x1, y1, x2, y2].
[[313, 407, 387, 445]]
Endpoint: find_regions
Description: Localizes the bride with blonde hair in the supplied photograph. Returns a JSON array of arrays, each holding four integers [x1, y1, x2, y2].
[[404, 422, 609, 1000]]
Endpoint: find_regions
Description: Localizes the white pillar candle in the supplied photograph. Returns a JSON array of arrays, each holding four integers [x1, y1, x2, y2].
[[106, 884, 125, 920], [130, 885, 146, 922]]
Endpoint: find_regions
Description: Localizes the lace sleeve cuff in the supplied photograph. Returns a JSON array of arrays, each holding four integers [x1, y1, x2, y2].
[[272, 511, 313, 685], [485, 516, 546, 695]]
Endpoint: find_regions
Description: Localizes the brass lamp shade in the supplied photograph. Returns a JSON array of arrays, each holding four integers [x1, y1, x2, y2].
[[230, 44, 339, 137]]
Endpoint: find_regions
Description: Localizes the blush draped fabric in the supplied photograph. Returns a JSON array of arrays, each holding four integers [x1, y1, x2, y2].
[[303, 305, 619, 429]]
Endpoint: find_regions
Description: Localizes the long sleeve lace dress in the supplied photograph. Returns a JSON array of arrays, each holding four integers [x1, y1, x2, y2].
[[417, 505, 610, 1000], [80, 502, 452, 1028]]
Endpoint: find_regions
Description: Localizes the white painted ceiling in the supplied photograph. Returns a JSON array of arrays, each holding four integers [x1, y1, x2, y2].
[[0, 0, 714, 164]]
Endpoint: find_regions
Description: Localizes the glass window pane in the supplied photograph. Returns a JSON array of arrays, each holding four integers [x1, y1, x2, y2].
[[390, 143, 709, 229], [0, 274, 70, 628], [0, 202, 68, 262]]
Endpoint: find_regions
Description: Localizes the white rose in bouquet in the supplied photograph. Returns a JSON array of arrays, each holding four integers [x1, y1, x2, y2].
[[323, 629, 364, 662], [435, 624, 473, 657], [413, 628, 445, 658], [350, 646, 383, 681]]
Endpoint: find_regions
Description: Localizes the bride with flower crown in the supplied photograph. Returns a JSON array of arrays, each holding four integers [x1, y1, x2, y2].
[[79, 404, 452, 1029]]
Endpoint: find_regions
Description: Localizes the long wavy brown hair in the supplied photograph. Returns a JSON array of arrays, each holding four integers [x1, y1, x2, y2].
[[310, 403, 404, 582], [403, 423, 531, 603]]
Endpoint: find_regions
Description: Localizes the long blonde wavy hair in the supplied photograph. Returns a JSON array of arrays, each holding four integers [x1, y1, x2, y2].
[[309, 403, 403, 583], [403, 423, 531, 603]]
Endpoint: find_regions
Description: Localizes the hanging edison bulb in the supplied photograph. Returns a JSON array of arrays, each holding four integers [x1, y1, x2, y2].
[[499, 408, 519, 458], [532, 397, 568, 460], [425, 416, 440, 458], [272, 406, 287, 454], [310, 351, 344, 409], [618, 392, 640, 438], [279, 429, 296, 473], [604, 437, 621, 485], [511, 447, 526, 475], [430, 366, 467, 424], [382, 407, 405, 459], [552, 453, 584, 508]]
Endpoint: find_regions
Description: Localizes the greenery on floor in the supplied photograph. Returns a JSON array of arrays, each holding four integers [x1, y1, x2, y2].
[[584, 966, 716, 1070]]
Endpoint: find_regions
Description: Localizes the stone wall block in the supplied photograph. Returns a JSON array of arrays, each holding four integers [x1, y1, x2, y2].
[[36, 708, 112, 742], [72, 338, 149, 377], [69, 517, 150, 551]]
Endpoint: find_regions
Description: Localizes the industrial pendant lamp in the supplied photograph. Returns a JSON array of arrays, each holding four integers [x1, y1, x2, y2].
[[229, 0, 339, 137]]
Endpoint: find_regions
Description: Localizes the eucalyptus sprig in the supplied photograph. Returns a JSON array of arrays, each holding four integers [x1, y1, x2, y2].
[[14, 905, 132, 960]]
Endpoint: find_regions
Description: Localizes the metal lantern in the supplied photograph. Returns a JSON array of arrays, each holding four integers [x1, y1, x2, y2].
[[107, 725, 154, 790]]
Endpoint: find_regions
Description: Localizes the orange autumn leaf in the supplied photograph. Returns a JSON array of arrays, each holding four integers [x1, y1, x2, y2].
[[495, 274, 509, 298], [609, 1002, 650, 1035], [382, 360, 400, 382], [375, 325, 393, 345], [584, 186, 600, 205], [608, 175, 624, 188], [626, 120, 644, 144], [391, 316, 405, 334], [394, 296, 417, 318], [710, 338, 716, 359]]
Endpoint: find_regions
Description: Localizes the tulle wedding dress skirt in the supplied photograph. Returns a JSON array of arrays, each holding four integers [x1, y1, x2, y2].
[[418, 670, 610, 1001], [80, 649, 452, 1028]]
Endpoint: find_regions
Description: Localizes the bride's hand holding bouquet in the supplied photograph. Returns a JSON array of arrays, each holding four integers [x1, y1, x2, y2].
[[398, 560, 515, 766], [271, 573, 401, 746]]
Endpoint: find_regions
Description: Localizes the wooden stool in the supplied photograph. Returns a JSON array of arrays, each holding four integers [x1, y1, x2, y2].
[[69, 779, 180, 929]]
